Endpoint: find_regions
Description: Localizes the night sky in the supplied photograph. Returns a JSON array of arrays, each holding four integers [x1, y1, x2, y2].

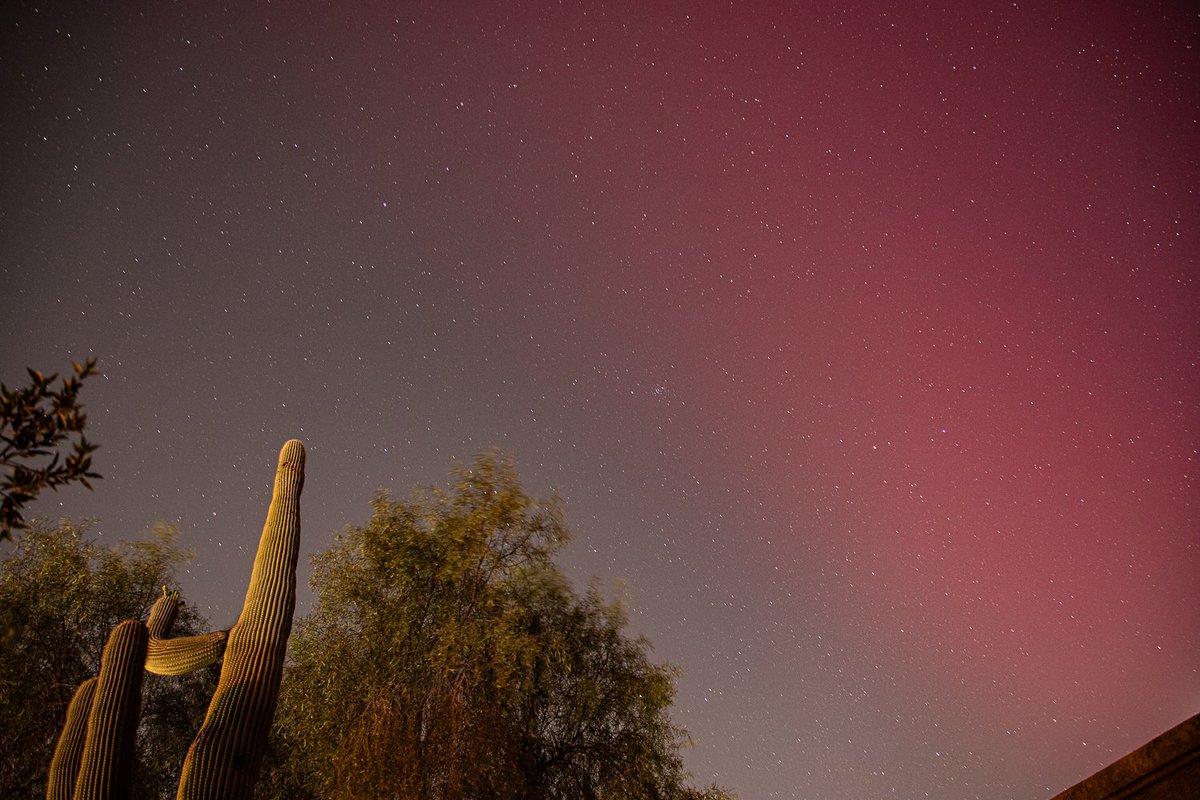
[[3, 3, 1198, 798]]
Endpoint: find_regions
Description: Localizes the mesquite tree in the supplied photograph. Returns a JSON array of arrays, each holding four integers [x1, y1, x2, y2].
[[260, 452, 729, 800]]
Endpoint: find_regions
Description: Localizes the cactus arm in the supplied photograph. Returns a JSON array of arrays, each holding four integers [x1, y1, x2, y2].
[[177, 439, 305, 800], [146, 629, 229, 675], [146, 586, 180, 639], [45, 677, 97, 800], [73, 620, 149, 800], [143, 584, 229, 675]]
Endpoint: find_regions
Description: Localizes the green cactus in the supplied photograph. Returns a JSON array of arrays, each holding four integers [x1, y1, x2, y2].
[[72, 619, 148, 800], [45, 588, 206, 800], [145, 588, 229, 676], [146, 629, 229, 677], [46, 678, 96, 800], [176, 438, 304, 798], [44, 439, 306, 800], [146, 585, 180, 637]]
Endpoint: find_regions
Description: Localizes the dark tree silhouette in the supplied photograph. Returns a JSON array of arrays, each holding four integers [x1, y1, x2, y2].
[[1, 357, 101, 539]]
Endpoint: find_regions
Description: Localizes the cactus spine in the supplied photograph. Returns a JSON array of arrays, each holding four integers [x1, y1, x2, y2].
[[176, 438, 305, 799]]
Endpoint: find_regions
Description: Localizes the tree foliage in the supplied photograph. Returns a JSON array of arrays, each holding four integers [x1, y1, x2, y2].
[[260, 452, 729, 799], [1, 358, 102, 540], [0, 519, 218, 799]]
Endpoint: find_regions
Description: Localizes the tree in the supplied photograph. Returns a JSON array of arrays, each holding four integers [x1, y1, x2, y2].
[[258, 452, 732, 800], [0, 519, 218, 799], [1, 358, 102, 540]]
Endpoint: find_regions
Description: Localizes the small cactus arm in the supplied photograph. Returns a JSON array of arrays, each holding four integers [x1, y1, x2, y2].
[[147, 629, 228, 676], [146, 586, 229, 677], [72, 620, 149, 800], [45, 677, 97, 800], [147, 586, 180, 637], [176, 439, 305, 800]]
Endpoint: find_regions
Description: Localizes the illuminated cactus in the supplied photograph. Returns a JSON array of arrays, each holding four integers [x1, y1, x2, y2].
[[177, 438, 305, 799], [146, 585, 180, 637], [146, 587, 229, 677], [45, 587, 224, 800], [44, 439, 305, 800], [72, 620, 149, 800], [46, 678, 97, 800]]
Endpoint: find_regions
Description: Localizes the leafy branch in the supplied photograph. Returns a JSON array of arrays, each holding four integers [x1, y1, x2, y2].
[[1, 357, 101, 539]]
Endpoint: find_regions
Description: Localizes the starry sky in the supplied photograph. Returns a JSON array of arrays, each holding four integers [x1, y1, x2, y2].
[[2, 2, 1198, 798]]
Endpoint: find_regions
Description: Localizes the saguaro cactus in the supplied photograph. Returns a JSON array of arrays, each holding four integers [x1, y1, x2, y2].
[[46, 678, 97, 800], [72, 620, 149, 800], [44, 439, 306, 800], [45, 586, 227, 800], [145, 587, 229, 677], [177, 438, 305, 799]]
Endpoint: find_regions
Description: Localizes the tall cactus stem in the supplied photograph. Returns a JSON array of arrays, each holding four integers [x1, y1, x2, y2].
[[73, 620, 149, 800], [176, 439, 305, 800], [45, 677, 97, 800]]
